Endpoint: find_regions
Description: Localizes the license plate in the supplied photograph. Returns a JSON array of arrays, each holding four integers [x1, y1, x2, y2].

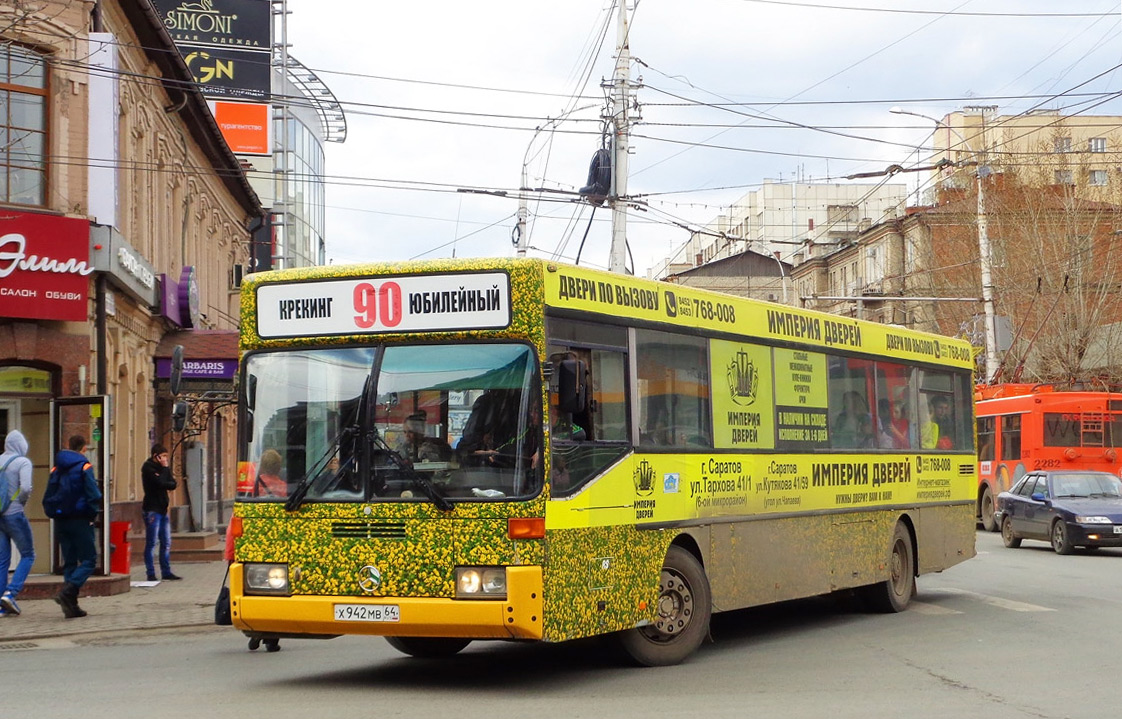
[[334, 604, 400, 622], [1114, 526, 1122, 535]]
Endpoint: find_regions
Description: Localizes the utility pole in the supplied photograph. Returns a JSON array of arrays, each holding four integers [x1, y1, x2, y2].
[[608, 0, 631, 274], [976, 166, 999, 383], [890, 107, 999, 382]]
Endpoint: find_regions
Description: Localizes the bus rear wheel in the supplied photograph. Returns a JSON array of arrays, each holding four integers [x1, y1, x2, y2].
[[618, 545, 711, 666], [860, 522, 915, 613], [385, 636, 472, 658]]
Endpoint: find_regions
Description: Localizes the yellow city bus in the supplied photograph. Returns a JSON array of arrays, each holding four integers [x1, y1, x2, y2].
[[228, 257, 976, 665]]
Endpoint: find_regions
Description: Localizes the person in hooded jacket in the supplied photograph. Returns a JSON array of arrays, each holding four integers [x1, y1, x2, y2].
[[48, 435, 102, 618], [141, 443, 180, 581], [0, 429, 35, 616]]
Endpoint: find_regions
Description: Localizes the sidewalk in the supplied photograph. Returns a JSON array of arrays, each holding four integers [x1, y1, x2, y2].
[[0, 560, 228, 642]]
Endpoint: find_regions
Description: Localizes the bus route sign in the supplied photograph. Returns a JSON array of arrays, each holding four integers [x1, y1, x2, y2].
[[256, 272, 511, 338]]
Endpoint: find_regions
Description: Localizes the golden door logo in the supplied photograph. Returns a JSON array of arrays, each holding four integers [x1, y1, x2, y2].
[[633, 458, 655, 496], [727, 349, 758, 407]]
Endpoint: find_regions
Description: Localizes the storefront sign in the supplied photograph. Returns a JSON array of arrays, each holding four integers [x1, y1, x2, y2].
[[156, 357, 237, 380], [0, 213, 91, 322], [178, 266, 201, 328], [89, 225, 159, 305], [0, 366, 52, 395], [160, 274, 182, 327]]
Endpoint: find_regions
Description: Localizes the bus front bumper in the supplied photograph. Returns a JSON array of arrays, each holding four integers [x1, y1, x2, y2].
[[229, 563, 544, 640]]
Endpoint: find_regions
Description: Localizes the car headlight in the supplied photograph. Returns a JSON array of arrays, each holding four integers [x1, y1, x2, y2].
[[244, 563, 289, 595], [455, 567, 507, 599], [1075, 515, 1112, 524]]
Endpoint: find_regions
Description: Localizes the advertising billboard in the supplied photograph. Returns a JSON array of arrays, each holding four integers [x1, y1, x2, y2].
[[153, 0, 271, 100]]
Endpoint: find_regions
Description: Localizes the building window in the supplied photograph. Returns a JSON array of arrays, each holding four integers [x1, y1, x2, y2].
[[0, 45, 47, 206], [1053, 136, 1072, 154], [1055, 169, 1074, 185], [1090, 137, 1107, 153], [1089, 169, 1108, 186]]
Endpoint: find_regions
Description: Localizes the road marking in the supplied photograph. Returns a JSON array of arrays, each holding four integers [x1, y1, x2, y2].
[[926, 587, 1056, 612], [909, 601, 963, 615]]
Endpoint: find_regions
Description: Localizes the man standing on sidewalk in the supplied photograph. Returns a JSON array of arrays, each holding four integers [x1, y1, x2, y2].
[[42, 435, 103, 618], [0, 429, 35, 617], [141, 444, 181, 582]]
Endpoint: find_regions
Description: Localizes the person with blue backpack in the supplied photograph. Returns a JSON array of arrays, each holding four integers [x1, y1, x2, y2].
[[0, 429, 35, 617], [42, 435, 103, 618]]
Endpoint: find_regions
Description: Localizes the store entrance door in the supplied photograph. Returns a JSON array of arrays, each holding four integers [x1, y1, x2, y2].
[[49, 396, 111, 575]]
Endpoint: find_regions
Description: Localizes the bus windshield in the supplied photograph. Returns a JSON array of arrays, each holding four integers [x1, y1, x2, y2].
[[239, 343, 541, 504]]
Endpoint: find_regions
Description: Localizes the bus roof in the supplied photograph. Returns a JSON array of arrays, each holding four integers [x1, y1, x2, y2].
[[241, 257, 974, 369]]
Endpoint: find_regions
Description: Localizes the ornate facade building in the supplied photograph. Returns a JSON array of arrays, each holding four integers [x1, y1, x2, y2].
[[0, 0, 262, 575]]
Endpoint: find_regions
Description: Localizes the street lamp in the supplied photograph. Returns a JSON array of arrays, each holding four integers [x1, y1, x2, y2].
[[890, 107, 999, 383]]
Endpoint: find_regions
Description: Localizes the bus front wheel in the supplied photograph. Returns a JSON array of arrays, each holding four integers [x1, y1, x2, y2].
[[618, 545, 711, 667], [980, 487, 998, 532], [385, 636, 472, 658], [860, 522, 915, 613]]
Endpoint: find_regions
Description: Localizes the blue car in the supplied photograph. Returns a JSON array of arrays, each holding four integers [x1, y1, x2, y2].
[[995, 470, 1122, 555]]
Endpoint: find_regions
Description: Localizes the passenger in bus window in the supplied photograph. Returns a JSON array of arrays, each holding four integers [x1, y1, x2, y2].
[[921, 395, 954, 449], [256, 449, 287, 497], [399, 412, 452, 464], [877, 399, 910, 449], [833, 391, 873, 448]]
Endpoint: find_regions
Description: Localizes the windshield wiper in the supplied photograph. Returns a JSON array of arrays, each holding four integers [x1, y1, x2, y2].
[[284, 425, 359, 512], [369, 429, 453, 512]]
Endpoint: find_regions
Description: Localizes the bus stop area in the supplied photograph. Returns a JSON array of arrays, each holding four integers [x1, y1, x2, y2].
[[0, 559, 227, 642]]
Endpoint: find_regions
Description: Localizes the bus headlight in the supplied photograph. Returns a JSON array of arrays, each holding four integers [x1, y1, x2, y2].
[[455, 567, 507, 599], [244, 563, 289, 595], [1076, 515, 1111, 524]]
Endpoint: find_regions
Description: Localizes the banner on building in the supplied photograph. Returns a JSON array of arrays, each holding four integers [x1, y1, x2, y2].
[[210, 100, 271, 155], [153, 0, 272, 100]]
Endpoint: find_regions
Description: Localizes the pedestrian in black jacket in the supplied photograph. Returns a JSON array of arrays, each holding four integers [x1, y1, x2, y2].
[[141, 444, 180, 581]]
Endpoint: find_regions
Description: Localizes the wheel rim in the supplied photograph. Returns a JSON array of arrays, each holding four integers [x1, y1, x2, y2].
[[1052, 523, 1065, 551], [889, 538, 909, 596], [981, 493, 993, 526], [1002, 518, 1013, 543], [643, 567, 694, 642]]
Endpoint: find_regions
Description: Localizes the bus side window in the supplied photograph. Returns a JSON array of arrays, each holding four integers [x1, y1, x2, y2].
[[977, 416, 995, 461], [1001, 415, 1022, 461]]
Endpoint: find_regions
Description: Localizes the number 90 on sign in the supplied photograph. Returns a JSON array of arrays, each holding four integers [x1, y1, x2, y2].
[[353, 282, 403, 330]]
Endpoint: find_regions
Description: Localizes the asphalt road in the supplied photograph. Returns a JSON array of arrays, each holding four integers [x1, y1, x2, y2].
[[8, 530, 1121, 719]]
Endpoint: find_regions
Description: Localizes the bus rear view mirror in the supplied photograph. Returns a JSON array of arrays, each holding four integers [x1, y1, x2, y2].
[[558, 359, 589, 414]]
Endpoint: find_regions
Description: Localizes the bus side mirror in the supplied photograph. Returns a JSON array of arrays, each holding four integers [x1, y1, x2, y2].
[[557, 359, 589, 414], [245, 375, 257, 410]]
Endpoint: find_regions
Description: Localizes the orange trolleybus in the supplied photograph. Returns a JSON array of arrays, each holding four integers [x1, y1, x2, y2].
[[975, 383, 1122, 531]]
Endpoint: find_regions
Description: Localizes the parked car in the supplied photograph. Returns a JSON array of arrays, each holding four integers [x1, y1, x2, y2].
[[995, 471, 1122, 554]]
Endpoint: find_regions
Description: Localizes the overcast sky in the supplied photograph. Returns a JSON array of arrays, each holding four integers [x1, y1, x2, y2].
[[279, 0, 1122, 275]]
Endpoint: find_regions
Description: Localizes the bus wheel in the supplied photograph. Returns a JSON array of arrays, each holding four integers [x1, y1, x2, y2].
[[618, 545, 711, 666], [1001, 516, 1021, 548], [1051, 521, 1075, 555], [980, 488, 998, 532], [385, 636, 471, 658], [861, 522, 915, 613]]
